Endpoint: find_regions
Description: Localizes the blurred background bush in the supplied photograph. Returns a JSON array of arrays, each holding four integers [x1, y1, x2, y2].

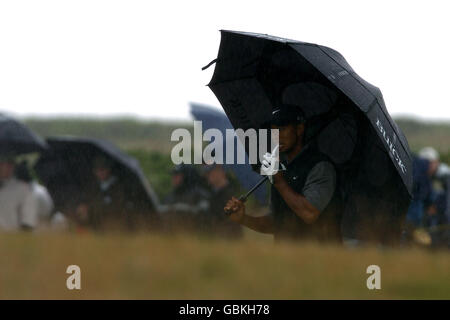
[[23, 116, 450, 200]]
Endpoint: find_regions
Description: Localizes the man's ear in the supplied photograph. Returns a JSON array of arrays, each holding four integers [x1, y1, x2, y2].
[[296, 123, 305, 136]]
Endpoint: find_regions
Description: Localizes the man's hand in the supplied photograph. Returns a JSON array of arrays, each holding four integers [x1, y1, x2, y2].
[[76, 204, 89, 223], [225, 197, 276, 234], [260, 145, 285, 183], [224, 196, 245, 223], [427, 205, 437, 216]]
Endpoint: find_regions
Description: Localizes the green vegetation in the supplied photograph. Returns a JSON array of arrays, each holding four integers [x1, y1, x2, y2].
[[24, 116, 450, 199], [24, 116, 449, 155], [24, 117, 193, 154], [127, 149, 173, 199], [395, 118, 450, 154]]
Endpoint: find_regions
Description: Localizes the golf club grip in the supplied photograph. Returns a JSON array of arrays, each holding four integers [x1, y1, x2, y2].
[[224, 176, 269, 215], [224, 195, 245, 215]]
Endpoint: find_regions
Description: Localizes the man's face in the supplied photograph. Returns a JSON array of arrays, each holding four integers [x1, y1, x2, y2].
[[271, 123, 304, 153], [428, 160, 440, 177], [0, 161, 15, 181], [206, 166, 225, 187], [172, 173, 184, 187], [93, 166, 111, 182]]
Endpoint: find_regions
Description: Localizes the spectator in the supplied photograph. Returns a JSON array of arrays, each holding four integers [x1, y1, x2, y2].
[[429, 163, 450, 247], [406, 156, 433, 228], [15, 160, 54, 223], [419, 147, 440, 178], [75, 155, 128, 231], [164, 163, 209, 207], [435, 163, 449, 222], [162, 163, 210, 232], [404, 147, 447, 246], [201, 163, 243, 239], [0, 155, 39, 231], [418, 147, 441, 228]]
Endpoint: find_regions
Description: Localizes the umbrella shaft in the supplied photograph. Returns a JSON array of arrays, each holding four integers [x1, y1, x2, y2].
[[239, 176, 268, 202], [225, 176, 268, 215]]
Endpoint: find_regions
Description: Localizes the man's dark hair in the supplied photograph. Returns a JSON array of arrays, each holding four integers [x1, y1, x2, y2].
[[15, 160, 33, 183], [92, 155, 114, 170]]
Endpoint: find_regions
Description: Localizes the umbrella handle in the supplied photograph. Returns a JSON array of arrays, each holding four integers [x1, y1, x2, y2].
[[224, 176, 268, 215]]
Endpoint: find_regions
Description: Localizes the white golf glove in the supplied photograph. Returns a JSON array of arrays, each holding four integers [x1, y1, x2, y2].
[[260, 145, 286, 183]]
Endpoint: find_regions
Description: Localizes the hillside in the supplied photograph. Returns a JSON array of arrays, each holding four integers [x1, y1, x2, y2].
[[24, 116, 450, 153], [395, 118, 450, 154]]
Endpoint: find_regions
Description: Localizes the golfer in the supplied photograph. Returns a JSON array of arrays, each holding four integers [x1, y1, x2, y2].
[[224, 105, 342, 242]]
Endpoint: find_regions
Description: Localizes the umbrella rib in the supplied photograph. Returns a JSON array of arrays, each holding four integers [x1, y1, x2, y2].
[[316, 45, 411, 157], [367, 99, 412, 162], [316, 44, 377, 100]]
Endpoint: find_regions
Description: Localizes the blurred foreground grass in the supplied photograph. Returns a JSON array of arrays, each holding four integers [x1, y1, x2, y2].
[[0, 232, 449, 299]]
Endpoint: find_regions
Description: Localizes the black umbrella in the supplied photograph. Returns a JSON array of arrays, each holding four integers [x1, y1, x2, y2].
[[0, 114, 48, 155], [34, 136, 161, 216], [206, 30, 413, 241]]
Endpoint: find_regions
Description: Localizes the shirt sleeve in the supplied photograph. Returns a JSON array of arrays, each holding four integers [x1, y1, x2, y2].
[[302, 161, 336, 212]]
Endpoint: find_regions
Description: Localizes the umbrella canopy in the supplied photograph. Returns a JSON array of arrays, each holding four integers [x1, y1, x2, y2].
[[190, 103, 268, 205], [0, 114, 48, 155], [207, 30, 413, 241], [34, 136, 161, 215]]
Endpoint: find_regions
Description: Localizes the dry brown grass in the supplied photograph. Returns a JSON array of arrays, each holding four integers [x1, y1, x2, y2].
[[0, 231, 449, 299]]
